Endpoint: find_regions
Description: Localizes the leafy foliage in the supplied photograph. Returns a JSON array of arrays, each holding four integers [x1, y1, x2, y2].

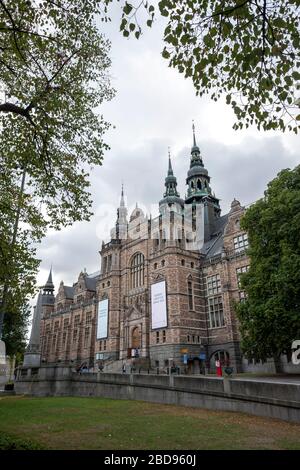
[[118, 0, 300, 133], [0, 0, 114, 343], [236, 165, 300, 363], [0, 0, 114, 229], [158, 0, 300, 133]]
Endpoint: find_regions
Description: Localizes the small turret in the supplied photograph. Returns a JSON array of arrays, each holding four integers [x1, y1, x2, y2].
[[159, 149, 184, 214], [24, 268, 55, 367], [111, 183, 128, 240]]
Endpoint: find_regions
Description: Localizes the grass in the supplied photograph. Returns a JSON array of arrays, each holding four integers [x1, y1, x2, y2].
[[0, 396, 300, 450]]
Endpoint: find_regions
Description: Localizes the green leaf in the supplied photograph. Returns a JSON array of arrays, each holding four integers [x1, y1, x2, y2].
[[123, 3, 133, 15]]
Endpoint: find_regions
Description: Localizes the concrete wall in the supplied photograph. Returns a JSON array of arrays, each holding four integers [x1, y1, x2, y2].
[[15, 366, 300, 424]]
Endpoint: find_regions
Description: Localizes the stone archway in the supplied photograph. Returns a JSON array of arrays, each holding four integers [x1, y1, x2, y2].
[[210, 350, 230, 370]]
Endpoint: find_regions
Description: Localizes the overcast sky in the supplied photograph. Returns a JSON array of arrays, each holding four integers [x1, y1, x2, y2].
[[35, 8, 299, 294]]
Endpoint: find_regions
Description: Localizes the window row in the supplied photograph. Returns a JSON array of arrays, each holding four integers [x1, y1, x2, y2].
[[99, 340, 107, 351], [187, 334, 201, 343], [156, 330, 166, 344], [233, 233, 249, 252], [206, 274, 221, 296], [153, 259, 195, 269]]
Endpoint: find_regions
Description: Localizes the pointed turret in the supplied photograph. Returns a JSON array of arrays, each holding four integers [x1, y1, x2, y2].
[[43, 267, 54, 294], [159, 149, 184, 214], [111, 183, 128, 240], [168, 150, 173, 176], [24, 269, 55, 367]]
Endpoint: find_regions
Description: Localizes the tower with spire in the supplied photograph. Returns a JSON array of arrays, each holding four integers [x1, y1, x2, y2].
[[159, 149, 184, 215], [111, 184, 128, 240], [23, 269, 55, 367], [185, 123, 221, 241]]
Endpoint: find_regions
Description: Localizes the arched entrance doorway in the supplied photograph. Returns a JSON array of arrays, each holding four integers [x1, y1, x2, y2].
[[131, 326, 141, 350], [210, 350, 230, 371]]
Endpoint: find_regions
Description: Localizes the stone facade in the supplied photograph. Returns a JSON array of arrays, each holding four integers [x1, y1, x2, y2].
[[38, 133, 252, 373]]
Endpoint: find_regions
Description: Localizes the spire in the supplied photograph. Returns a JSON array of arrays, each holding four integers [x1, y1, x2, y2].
[[120, 182, 125, 207], [163, 149, 180, 198], [112, 182, 128, 240], [168, 147, 173, 176], [159, 149, 184, 214], [191, 121, 200, 155], [43, 267, 54, 294], [192, 120, 197, 147]]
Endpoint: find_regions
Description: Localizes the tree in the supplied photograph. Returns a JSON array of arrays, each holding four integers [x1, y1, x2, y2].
[[159, 0, 300, 133], [119, 0, 300, 133], [235, 165, 300, 371], [0, 0, 114, 229], [0, 0, 114, 338], [0, 167, 43, 339]]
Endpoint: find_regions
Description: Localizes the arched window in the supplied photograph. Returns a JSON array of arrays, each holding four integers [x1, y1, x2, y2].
[[197, 179, 202, 190], [131, 252, 145, 288]]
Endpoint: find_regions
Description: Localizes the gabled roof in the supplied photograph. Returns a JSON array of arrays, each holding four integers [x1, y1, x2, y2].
[[84, 276, 97, 291], [201, 213, 229, 259], [63, 285, 74, 299]]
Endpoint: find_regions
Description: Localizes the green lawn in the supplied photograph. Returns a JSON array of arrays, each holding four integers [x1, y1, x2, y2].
[[0, 396, 300, 450]]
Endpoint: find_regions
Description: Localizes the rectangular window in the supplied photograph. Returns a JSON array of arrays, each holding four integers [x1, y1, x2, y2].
[[84, 327, 90, 348], [233, 233, 249, 253], [208, 296, 225, 328], [188, 281, 194, 310], [239, 290, 247, 302], [63, 318, 69, 328], [86, 313, 92, 324], [74, 315, 80, 327], [206, 274, 221, 296], [236, 265, 250, 287], [103, 340, 107, 351], [156, 331, 160, 344], [107, 255, 112, 272], [62, 332, 67, 348], [73, 329, 78, 344], [162, 330, 166, 343], [102, 256, 107, 273]]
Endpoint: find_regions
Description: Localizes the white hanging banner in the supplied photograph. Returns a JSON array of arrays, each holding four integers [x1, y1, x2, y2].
[[151, 280, 167, 330], [97, 299, 109, 339]]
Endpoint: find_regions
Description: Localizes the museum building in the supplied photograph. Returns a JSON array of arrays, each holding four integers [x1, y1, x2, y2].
[[36, 129, 250, 373]]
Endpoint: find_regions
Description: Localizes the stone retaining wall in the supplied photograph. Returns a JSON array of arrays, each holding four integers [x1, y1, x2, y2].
[[15, 366, 300, 423]]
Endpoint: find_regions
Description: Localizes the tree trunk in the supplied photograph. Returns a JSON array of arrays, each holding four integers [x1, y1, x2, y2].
[[273, 354, 282, 374]]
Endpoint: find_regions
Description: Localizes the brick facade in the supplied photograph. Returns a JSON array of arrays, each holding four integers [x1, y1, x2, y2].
[[38, 140, 251, 373]]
